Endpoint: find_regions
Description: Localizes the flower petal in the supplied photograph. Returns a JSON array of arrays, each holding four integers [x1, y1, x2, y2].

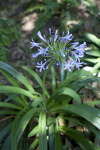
[[37, 31, 46, 42], [60, 50, 65, 57], [64, 61, 74, 72], [32, 52, 40, 58], [49, 28, 51, 35], [54, 30, 58, 41]]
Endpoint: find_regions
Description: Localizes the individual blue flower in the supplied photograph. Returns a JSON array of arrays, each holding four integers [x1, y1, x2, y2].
[[36, 61, 46, 72], [59, 31, 74, 41], [64, 61, 74, 72], [69, 57, 84, 70], [75, 42, 86, 53], [71, 42, 79, 48], [32, 52, 40, 58], [32, 47, 49, 58], [37, 31, 47, 42], [71, 52, 81, 62], [49, 28, 51, 36], [75, 62, 83, 70], [38, 47, 49, 56], [30, 38, 41, 49], [54, 30, 58, 41]]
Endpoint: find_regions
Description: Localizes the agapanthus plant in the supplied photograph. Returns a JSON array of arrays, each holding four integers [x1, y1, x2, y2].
[[31, 28, 86, 72], [0, 29, 100, 150]]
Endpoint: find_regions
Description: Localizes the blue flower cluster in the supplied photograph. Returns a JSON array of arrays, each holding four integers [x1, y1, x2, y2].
[[31, 29, 86, 72]]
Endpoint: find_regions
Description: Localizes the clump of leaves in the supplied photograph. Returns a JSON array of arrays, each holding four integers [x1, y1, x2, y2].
[[0, 61, 100, 150], [0, 29, 100, 150], [82, 33, 100, 73]]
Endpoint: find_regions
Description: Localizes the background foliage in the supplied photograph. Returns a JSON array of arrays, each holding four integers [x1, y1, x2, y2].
[[0, 18, 20, 62]]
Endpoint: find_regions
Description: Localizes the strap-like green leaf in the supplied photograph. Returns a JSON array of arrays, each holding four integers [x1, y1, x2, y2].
[[0, 102, 22, 110], [23, 66, 50, 98], [55, 119, 63, 150], [86, 100, 100, 106], [84, 120, 100, 141], [83, 33, 100, 47], [0, 86, 40, 102], [5, 94, 26, 107], [58, 70, 94, 89], [17, 108, 40, 144], [0, 123, 12, 143], [39, 112, 47, 150], [29, 138, 39, 150], [50, 104, 100, 130], [0, 61, 34, 92], [28, 125, 39, 137], [83, 58, 98, 63], [1, 135, 10, 150], [11, 107, 40, 150], [0, 69, 19, 87], [0, 69, 30, 106], [49, 124, 55, 150], [91, 58, 100, 73], [10, 106, 29, 150], [0, 110, 18, 115], [50, 87, 82, 104], [85, 49, 100, 57], [81, 104, 100, 118], [60, 126, 100, 150], [69, 78, 96, 92]]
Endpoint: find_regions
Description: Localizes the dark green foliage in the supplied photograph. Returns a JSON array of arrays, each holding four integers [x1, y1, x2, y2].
[[0, 61, 100, 149], [32, 0, 59, 40], [82, 33, 100, 73], [28, 0, 80, 40], [0, 47, 9, 63], [60, 0, 100, 33], [30, 0, 98, 40], [0, 18, 20, 62]]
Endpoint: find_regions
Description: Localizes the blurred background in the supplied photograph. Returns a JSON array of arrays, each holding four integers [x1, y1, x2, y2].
[[0, 0, 100, 79], [0, 0, 100, 65]]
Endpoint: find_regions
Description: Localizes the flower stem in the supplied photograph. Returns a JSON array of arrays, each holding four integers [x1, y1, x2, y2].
[[61, 60, 65, 82], [43, 59, 55, 84], [43, 59, 55, 104]]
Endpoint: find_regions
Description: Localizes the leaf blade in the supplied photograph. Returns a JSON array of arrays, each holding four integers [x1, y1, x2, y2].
[[0, 61, 34, 92], [39, 112, 47, 150]]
